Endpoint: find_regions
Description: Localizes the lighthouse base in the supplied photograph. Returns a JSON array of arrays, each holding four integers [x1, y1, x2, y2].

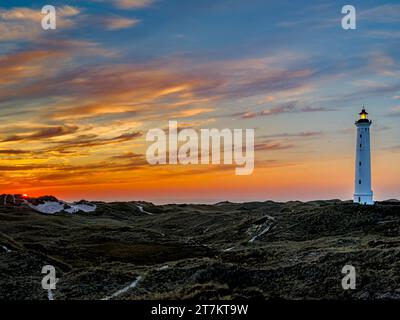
[[354, 193, 374, 205]]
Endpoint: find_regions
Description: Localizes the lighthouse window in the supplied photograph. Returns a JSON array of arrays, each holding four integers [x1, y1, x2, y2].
[[359, 161, 362, 166], [359, 180, 362, 185], [360, 134, 362, 138], [360, 144, 362, 148]]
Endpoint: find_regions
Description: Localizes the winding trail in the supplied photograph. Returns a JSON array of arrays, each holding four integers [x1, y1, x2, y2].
[[248, 215, 276, 243], [249, 224, 273, 243], [48, 290, 55, 300], [223, 246, 236, 252], [102, 276, 142, 300], [1, 245, 11, 253]]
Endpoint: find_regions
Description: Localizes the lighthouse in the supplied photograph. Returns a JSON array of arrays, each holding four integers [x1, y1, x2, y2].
[[354, 107, 374, 205]]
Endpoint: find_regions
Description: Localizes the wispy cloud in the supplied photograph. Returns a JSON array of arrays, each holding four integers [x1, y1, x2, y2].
[[1, 125, 79, 143], [110, 152, 145, 160], [366, 30, 400, 39], [231, 104, 334, 119], [114, 0, 155, 9], [387, 106, 400, 117], [104, 16, 140, 30], [0, 6, 80, 41], [360, 4, 400, 23], [254, 141, 295, 151], [0, 6, 80, 24], [47, 131, 143, 151], [0, 149, 31, 155], [262, 131, 323, 139]]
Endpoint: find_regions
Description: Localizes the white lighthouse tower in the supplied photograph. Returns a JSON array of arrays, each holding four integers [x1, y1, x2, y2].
[[354, 107, 374, 205]]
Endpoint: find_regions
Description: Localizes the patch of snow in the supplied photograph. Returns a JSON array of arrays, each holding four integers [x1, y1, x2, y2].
[[158, 265, 169, 271], [135, 205, 153, 215], [65, 203, 97, 214], [27, 201, 65, 214], [26, 200, 96, 215], [1, 245, 11, 253], [102, 276, 142, 300]]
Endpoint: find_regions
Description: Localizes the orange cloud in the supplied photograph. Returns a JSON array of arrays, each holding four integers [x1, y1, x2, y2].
[[105, 16, 140, 30], [0, 6, 80, 41], [1, 125, 79, 143], [115, 0, 155, 9]]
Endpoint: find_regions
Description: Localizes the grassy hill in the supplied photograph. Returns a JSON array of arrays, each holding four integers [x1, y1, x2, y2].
[[1, 200, 400, 300]]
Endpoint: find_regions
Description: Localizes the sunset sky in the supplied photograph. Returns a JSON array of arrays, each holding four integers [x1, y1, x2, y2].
[[0, 0, 399, 203]]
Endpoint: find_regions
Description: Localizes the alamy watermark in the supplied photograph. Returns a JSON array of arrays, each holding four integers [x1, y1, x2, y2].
[[42, 5, 57, 30], [35, 5, 356, 32], [146, 121, 254, 175], [341, 265, 356, 290], [41, 265, 58, 290], [341, 5, 356, 30]]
